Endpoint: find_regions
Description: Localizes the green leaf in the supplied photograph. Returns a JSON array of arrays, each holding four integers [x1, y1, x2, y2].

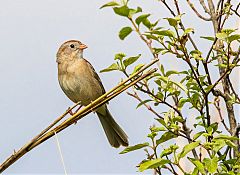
[[153, 48, 165, 54], [136, 99, 152, 108], [132, 63, 145, 74], [147, 132, 157, 139], [123, 54, 141, 67], [160, 148, 174, 158], [119, 27, 133, 40], [139, 158, 170, 172], [150, 126, 166, 132], [192, 167, 199, 175], [156, 132, 177, 145], [100, 63, 119, 73], [212, 139, 226, 152], [214, 134, 239, 141], [178, 98, 189, 108], [155, 118, 167, 127], [114, 53, 126, 61], [203, 157, 218, 173], [172, 115, 184, 123], [228, 34, 240, 42], [165, 70, 179, 77], [129, 7, 142, 17], [152, 30, 175, 37], [165, 15, 182, 27], [135, 14, 150, 26], [188, 157, 206, 175], [184, 28, 194, 35], [113, 5, 130, 17], [222, 28, 236, 35], [172, 81, 187, 93], [216, 32, 228, 40], [119, 142, 149, 154], [100, 1, 119, 9], [160, 145, 179, 158], [225, 140, 237, 150], [178, 141, 200, 159], [142, 18, 152, 29], [193, 131, 205, 140], [144, 33, 159, 41], [165, 18, 178, 27], [200, 36, 215, 41]]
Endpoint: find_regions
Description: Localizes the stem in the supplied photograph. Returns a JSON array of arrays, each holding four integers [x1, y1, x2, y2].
[[0, 63, 158, 173]]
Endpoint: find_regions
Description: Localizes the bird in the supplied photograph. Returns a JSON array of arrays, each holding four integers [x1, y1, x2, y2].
[[56, 40, 129, 148]]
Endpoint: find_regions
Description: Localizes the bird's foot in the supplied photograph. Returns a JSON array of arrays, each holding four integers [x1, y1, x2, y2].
[[68, 104, 83, 115]]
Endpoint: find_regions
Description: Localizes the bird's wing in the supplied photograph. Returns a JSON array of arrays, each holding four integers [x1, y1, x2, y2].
[[83, 58, 106, 94]]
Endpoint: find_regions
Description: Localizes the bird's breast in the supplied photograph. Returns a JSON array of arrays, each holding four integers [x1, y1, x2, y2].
[[58, 59, 102, 105]]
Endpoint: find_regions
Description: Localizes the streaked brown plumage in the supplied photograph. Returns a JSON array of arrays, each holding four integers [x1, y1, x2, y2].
[[56, 40, 128, 148]]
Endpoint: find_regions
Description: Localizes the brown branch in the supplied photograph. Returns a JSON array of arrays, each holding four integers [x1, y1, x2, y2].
[[126, 91, 164, 119], [207, 0, 219, 32], [217, 0, 224, 11], [0, 59, 159, 173], [214, 97, 231, 133], [128, 89, 199, 159], [206, 68, 231, 95], [174, 0, 181, 15], [199, 0, 210, 14], [128, 17, 157, 59], [231, 2, 240, 17], [186, 0, 212, 21], [207, 0, 237, 139], [160, 0, 199, 51], [227, 76, 240, 103]]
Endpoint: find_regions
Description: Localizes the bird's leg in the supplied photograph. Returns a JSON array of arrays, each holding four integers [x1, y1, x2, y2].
[[68, 104, 83, 115], [74, 105, 83, 114], [68, 108, 75, 116]]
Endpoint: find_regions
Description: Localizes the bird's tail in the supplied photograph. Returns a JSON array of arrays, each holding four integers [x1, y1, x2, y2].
[[97, 107, 128, 148]]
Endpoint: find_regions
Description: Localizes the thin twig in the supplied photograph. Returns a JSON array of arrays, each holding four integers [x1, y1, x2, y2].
[[206, 68, 230, 95], [160, 0, 199, 51], [174, 0, 180, 15], [231, 3, 240, 17], [217, 0, 225, 31], [227, 76, 240, 103], [186, 0, 212, 21], [214, 97, 231, 133], [126, 91, 163, 119], [199, 0, 210, 14]]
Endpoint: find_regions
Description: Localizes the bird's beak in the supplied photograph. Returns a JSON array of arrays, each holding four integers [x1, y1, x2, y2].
[[79, 43, 88, 50]]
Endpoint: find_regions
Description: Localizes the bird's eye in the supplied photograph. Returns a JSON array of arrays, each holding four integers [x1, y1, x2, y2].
[[70, 44, 75, 48]]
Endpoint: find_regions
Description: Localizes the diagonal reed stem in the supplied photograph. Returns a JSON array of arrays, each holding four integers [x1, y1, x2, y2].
[[0, 58, 159, 173]]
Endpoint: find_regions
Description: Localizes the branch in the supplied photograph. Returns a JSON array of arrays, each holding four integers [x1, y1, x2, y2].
[[207, 0, 219, 32], [126, 91, 164, 119], [127, 90, 199, 159], [174, 0, 181, 15], [186, 0, 212, 21], [0, 59, 159, 173], [160, 0, 199, 50], [214, 97, 231, 133], [206, 68, 231, 95], [227, 76, 240, 103], [231, 2, 240, 17], [199, 0, 210, 14]]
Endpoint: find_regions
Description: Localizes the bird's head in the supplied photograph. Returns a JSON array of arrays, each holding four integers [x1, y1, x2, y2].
[[56, 40, 87, 63]]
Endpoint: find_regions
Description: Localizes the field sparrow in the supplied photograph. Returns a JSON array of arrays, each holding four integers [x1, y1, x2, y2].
[[56, 40, 128, 148]]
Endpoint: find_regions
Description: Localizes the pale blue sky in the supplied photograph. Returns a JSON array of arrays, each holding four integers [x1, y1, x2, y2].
[[0, 0, 239, 174]]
